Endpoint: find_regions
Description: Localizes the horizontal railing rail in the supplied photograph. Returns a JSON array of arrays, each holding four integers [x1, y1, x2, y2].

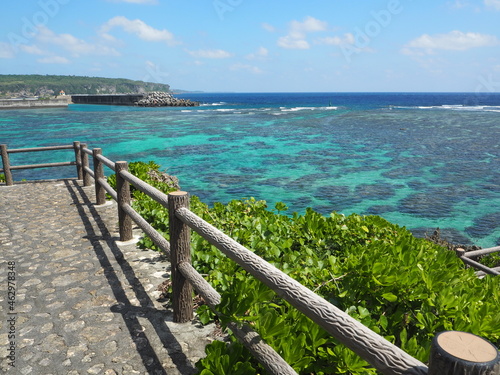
[[462, 245, 500, 258], [1, 142, 83, 186], [477, 266, 500, 278], [7, 145, 75, 153], [8, 161, 76, 171], [455, 248, 500, 276], [1, 141, 498, 375]]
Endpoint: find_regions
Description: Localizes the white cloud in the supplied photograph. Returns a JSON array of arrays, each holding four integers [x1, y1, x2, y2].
[[246, 47, 269, 60], [291, 16, 328, 35], [100, 32, 119, 43], [37, 56, 70, 64], [262, 23, 276, 32], [484, 0, 500, 10], [447, 0, 469, 9], [0, 42, 15, 58], [230, 63, 263, 74], [278, 16, 328, 50], [278, 36, 310, 50], [101, 16, 179, 45], [402, 30, 499, 55], [317, 33, 355, 46], [19, 44, 45, 55], [187, 49, 232, 59], [36, 26, 120, 57]]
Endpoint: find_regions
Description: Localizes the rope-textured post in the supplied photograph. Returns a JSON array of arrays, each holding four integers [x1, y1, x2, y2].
[[93, 148, 106, 205], [168, 191, 193, 323], [115, 161, 133, 241], [80, 143, 91, 186], [428, 331, 500, 375], [0, 144, 13, 186], [73, 141, 83, 180]]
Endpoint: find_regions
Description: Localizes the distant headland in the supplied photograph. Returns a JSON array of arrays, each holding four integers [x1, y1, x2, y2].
[[0, 74, 199, 108], [0, 74, 172, 97]]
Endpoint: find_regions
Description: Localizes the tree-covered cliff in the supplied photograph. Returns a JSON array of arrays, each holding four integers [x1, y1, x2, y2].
[[0, 75, 171, 97]]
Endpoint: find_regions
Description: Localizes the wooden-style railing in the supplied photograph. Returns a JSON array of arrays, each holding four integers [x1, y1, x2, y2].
[[456, 247, 500, 277], [0, 142, 84, 186], [1, 142, 499, 375]]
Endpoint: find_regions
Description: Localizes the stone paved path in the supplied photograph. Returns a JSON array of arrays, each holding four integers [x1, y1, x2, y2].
[[0, 180, 219, 375]]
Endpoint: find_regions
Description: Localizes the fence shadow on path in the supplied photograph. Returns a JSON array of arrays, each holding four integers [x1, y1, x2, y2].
[[64, 179, 198, 375]]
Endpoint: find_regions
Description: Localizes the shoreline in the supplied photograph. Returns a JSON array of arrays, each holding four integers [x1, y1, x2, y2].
[[0, 97, 70, 110]]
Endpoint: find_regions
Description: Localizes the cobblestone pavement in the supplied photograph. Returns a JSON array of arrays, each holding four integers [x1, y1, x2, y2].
[[0, 180, 219, 375]]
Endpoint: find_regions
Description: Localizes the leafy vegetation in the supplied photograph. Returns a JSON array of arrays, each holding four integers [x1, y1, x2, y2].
[[425, 228, 500, 269], [480, 252, 500, 269], [0, 74, 171, 97], [109, 161, 500, 375]]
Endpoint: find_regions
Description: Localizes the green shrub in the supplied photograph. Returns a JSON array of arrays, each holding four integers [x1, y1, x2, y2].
[[191, 200, 499, 374], [110, 161, 500, 374]]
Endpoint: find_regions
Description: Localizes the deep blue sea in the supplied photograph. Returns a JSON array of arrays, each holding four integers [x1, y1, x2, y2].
[[1, 92, 499, 247]]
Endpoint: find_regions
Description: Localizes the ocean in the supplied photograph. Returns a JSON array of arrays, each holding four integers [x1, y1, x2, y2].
[[1, 92, 499, 247]]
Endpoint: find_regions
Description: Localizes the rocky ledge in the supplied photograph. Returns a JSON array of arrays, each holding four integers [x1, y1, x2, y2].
[[137, 92, 199, 107]]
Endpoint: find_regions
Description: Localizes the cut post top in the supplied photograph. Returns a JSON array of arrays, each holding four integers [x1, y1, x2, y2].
[[169, 191, 188, 196], [437, 331, 498, 363]]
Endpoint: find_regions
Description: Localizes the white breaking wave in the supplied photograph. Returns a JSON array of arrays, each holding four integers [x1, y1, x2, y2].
[[193, 105, 339, 115], [280, 106, 338, 112], [394, 105, 500, 112], [201, 102, 227, 106]]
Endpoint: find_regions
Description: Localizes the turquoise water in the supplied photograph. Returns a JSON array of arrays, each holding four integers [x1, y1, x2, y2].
[[1, 92, 499, 247]]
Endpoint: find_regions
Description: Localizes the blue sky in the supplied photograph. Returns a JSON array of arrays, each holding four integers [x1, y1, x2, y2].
[[1, 0, 500, 92]]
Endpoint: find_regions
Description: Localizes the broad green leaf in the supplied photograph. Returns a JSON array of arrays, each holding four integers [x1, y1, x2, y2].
[[381, 293, 398, 302]]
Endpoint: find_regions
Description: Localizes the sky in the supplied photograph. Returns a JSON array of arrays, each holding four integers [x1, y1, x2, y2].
[[1, 0, 500, 92]]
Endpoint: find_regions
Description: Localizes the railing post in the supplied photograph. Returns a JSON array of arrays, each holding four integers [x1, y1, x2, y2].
[[0, 144, 13, 186], [115, 161, 133, 242], [80, 143, 91, 187], [168, 191, 193, 323], [428, 331, 500, 375], [73, 141, 83, 180], [93, 148, 106, 205]]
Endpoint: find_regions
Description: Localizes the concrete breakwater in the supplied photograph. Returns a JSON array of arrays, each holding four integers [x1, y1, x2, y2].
[[0, 97, 70, 109], [71, 92, 199, 107], [71, 94, 144, 105]]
